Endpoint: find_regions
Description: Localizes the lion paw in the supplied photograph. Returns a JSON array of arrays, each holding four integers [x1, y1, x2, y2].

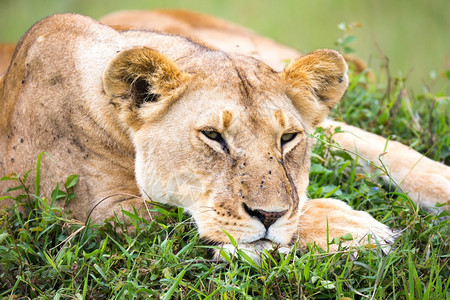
[[297, 198, 397, 253]]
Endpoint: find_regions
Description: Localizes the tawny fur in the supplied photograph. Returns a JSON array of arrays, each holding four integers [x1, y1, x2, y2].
[[0, 43, 15, 74]]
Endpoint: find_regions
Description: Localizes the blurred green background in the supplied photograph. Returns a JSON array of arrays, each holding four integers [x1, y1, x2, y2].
[[0, 0, 449, 92]]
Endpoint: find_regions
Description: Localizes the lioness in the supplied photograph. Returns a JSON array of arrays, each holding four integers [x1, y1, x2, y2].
[[0, 12, 446, 256]]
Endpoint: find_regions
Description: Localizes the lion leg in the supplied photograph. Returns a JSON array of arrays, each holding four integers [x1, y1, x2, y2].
[[297, 198, 396, 251], [322, 120, 450, 212]]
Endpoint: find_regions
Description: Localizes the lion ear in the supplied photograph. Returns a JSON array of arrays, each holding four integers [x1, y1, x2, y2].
[[282, 49, 348, 127], [103, 47, 187, 128]]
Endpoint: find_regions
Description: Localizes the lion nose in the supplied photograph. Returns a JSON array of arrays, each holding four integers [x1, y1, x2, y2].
[[243, 204, 287, 229]]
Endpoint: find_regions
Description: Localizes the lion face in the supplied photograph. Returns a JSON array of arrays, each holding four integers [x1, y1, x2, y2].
[[103, 47, 348, 247]]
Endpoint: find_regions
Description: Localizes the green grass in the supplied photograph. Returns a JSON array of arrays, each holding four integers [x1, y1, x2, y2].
[[1, 66, 449, 299]]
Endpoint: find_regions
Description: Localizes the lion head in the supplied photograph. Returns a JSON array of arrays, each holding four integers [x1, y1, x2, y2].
[[102, 46, 348, 248]]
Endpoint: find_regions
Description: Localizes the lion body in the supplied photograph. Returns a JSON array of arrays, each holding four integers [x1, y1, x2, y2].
[[1, 14, 140, 222]]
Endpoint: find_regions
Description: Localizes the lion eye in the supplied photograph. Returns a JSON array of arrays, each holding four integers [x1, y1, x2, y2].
[[202, 130, 221, 141], [281, 132, 297, 147], [201, 130, 229, 154]]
